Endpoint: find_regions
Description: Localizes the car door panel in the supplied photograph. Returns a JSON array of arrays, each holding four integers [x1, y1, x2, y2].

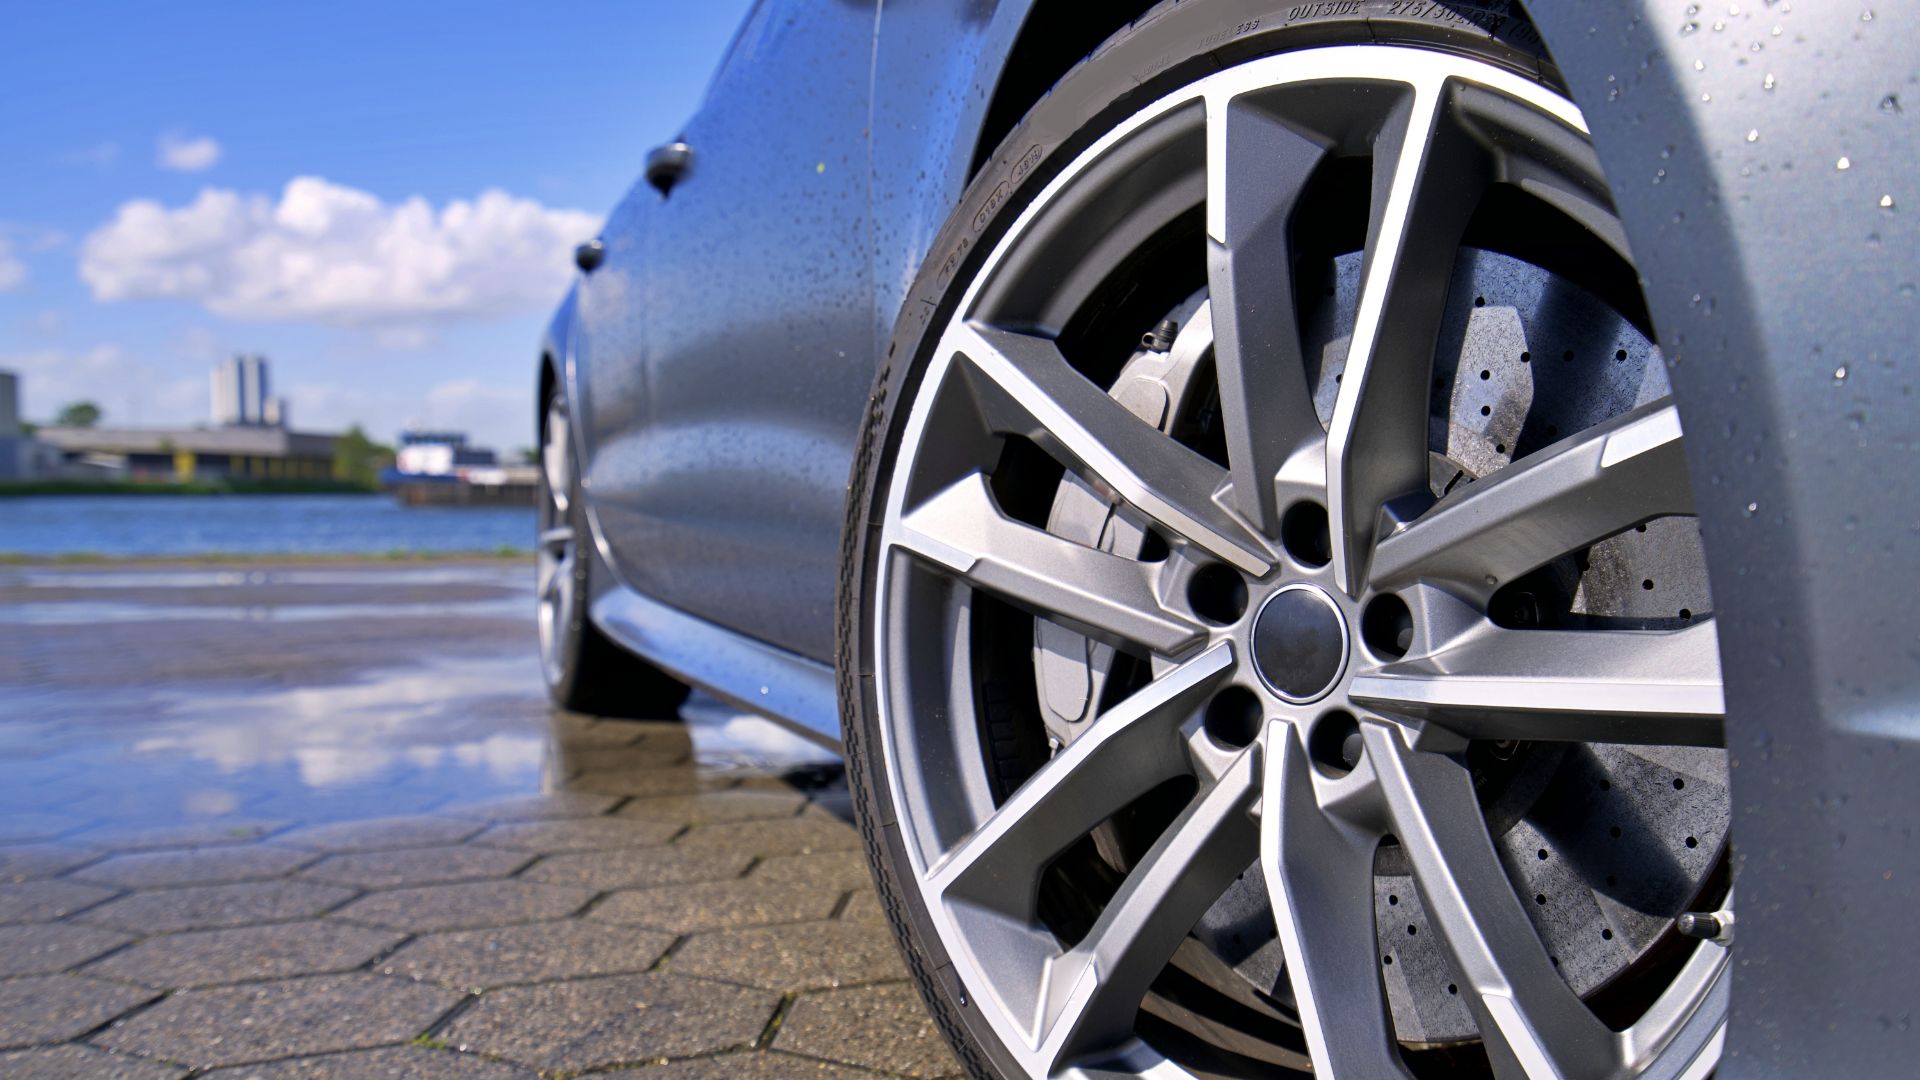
[[586, 0, 877, 663]]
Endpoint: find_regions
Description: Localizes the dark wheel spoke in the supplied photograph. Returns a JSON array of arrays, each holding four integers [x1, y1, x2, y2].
[[949, 321, 1272, 575], [1327, 79, 1492, 596], [1205, 93, 1330, 533], [1370, 401, 1691, 602], [896, 472, 1207, 655], [1261, 721, 1410, 1078], [1039, 747, 1261, 1069], [1350, 619, 1724, 746], [1367, 725, 1623, 1079], [931, 643, 1235, 913]]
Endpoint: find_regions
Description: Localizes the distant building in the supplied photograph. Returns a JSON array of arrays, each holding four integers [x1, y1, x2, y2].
[[34, 425, 340, 483], [211, 355, 274, 427], [0, 369, 25, 480], [394, 431, 497, 476]]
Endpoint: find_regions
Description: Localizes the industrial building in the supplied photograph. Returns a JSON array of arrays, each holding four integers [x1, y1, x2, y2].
[[11, 357, 340, 484], [210, 354, 288, 428], [32, 424, 340, 483]]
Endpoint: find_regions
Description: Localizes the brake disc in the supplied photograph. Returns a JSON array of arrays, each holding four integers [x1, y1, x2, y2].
[[1033, 248, 1731, 1045]]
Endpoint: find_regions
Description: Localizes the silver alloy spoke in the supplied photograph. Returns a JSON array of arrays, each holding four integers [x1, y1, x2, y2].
[[1370, 401, 1691, 602], [1350, 620, 1725, 747], [1367, 724, 1623, 1079], [1260, 721, 1410, 1078], [538, 525, 575, 549], [930, 643, 1235, 912], [1037, 746, 1261, 1069], [897, 473, 1207, 655], [1326, 79, 1489, 595], [1204, 93, 1330, 533], [949, 321, 1272, 576], [544, 399, 571, 514]]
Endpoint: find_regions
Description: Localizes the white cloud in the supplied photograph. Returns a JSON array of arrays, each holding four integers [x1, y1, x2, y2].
[[61, 141, 120, 168], [1, 345, 202, 424], [0, 239, 23, 293], [79, 177, 600, 330], [156, 132, 222, 172]]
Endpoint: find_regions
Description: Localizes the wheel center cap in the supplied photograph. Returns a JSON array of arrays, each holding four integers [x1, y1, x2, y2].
[[1251, 584, 1349, 704]]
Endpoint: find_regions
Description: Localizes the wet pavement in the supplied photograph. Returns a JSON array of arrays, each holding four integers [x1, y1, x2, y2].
[[0, 560, 957, 1078]]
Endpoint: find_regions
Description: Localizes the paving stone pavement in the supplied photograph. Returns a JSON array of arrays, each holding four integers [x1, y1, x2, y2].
[[0, 560, 962, 1078], [0, 725, 959, 1077]]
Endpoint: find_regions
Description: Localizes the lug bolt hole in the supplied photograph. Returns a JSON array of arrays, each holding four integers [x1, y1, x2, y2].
[[1361, 594, 1414, 660], [1186, 564, 1248, 625], [1280, 501, 1332, 568], [1308, 709, 1362, 776], [1203, 686, 1262, 749]]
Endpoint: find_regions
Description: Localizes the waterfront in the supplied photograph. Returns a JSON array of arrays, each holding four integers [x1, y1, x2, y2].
[[0, 494, 534, 558]]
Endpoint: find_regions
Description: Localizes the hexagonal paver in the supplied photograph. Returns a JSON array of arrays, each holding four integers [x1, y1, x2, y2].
[[750, 850, 874, 892], [197, 1046, 536, 1078], [298, 845, 532, 890], [381, 920, 676, 989], [775, 983, 961, 1077], [570, 745, 692, 773], [0, 1043, 187, 1080], [72, 845, 317, 889], [589, 879, 840, 933], [77, 819, 287, 852], [0, 974, 158, 1049], [437, 792, 621, 822], [840, 890, 886, 925], [472, 818, 680, 853], [676, 818, 860, 859], [276, 816, 483, 854], [671, 921, 907, 991], [566, 768, 710, 799], [616, 789, 808, 826], [641, 1051, 882, 1078], [78, 880, 357, 934], [0, 922, 131, 976], [0, 813, 91, 844], [85, 921, 403, 988], [443, 973, 779, 1072], [547, 716, 646, 750], [0, 879, 116, 924], [333, 880, 593, 932], [94, 973, 462, 1068], [0, 844, 100, 882], [520, 846, 751, 891]]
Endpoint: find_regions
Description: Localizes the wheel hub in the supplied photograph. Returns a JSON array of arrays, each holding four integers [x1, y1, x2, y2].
[[1250, 584, 1347, 703]]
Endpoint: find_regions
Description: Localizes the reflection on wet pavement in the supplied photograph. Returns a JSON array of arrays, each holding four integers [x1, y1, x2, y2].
[[0, 559, 955, 1078]]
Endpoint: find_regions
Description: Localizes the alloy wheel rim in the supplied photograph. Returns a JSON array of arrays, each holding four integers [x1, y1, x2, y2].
[[537, 398, 576, 688], [870, 45, 1729, 1079]]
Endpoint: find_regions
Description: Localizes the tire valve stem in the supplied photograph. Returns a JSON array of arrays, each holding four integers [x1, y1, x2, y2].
[[1676, 908, 1735, 945], [1141, 318, 1179, 353]]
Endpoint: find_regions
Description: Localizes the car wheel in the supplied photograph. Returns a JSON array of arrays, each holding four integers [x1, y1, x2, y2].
[[539, 387, 689, 718], [840, 4, 1730, 1077]]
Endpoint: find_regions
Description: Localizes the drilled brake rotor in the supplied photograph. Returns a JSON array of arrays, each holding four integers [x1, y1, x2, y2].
[[1033, 248, 1731, 1045]]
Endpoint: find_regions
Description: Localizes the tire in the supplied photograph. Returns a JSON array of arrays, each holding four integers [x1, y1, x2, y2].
[[840, 3, 1729, 1078], [538, 387, 690, 719]]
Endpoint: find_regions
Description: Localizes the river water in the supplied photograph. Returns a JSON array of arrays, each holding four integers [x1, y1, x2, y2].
[[0, 494, 536, 557]]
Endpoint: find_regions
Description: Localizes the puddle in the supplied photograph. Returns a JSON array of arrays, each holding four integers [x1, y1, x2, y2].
[[0, 560, 841, 835]]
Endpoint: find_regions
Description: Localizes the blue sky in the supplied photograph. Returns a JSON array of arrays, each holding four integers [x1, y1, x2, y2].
[[0, 0, 757, 453]]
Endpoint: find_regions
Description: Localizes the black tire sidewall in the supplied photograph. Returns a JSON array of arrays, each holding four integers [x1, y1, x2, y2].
[[837, 3, 1555, 1077]]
